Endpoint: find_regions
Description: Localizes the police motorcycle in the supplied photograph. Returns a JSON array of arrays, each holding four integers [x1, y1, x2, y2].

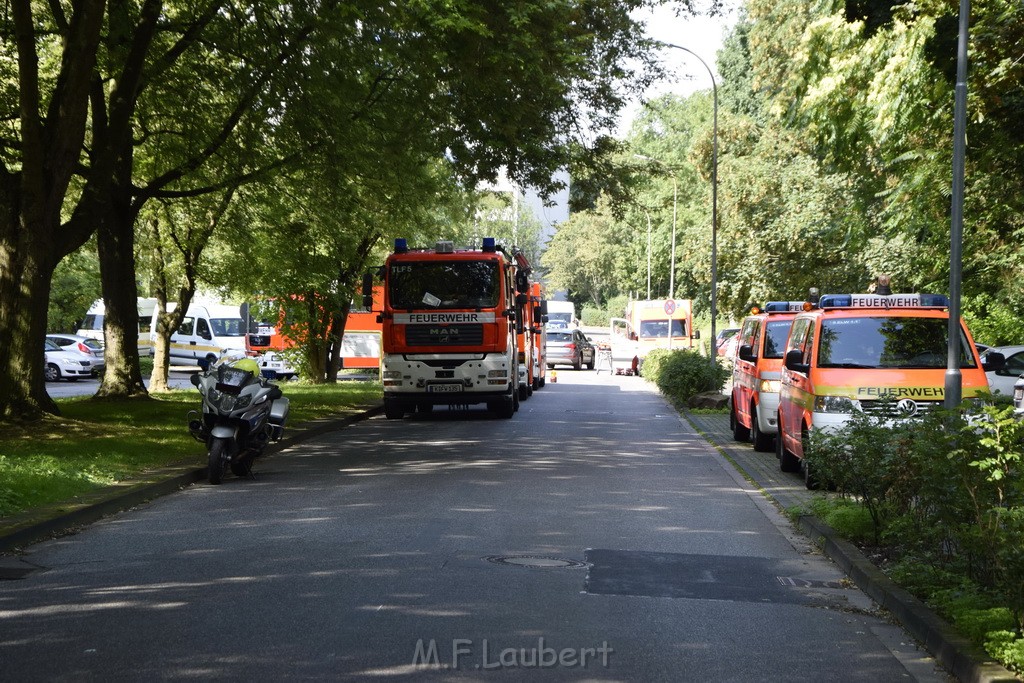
[[188, 356, 289, 484]]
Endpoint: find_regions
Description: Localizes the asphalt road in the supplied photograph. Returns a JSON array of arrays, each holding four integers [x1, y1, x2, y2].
[[45, 370, 198, 398], [1, 370, 948, 681]]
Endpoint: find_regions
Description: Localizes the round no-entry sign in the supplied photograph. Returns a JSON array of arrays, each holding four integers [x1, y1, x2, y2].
[[664, 299, 676, 315]]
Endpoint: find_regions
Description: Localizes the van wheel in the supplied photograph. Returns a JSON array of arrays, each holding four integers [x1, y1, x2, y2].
[[730, 404, 750, 442], [750, 405, 773, 452], [777, 415, 800, 473]]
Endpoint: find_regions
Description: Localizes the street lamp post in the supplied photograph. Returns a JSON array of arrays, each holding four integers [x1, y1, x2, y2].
[[660, 43, 718, 366], [945, 0, 970, 410]]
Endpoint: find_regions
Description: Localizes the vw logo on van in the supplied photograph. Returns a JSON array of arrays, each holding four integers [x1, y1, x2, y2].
[[896, 398, 919, 417]]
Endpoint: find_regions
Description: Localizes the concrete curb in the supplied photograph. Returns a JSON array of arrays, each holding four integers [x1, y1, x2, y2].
[[0, 403, 383, 554], [794, 514, 1017, 683], [683, 406, 1018, 682]]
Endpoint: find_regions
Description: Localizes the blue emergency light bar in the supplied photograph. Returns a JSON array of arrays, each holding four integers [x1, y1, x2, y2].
[[818, 293, 949, 309], [764, 301, 805, 313], [482, 237, 496, 252], [394, 238, 408, 253]]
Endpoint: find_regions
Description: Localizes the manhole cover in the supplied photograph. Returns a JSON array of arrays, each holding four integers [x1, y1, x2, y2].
[[484, 555, 588, 569]]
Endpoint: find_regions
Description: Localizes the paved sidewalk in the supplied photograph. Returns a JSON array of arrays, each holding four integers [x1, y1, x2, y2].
[[684, 407, 1018, 683], [685, 410, 815, 513]]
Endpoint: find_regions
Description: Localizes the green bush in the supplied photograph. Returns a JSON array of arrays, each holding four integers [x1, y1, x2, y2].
[[643, 348, 729, 406], [804, 399, 1024, 672]]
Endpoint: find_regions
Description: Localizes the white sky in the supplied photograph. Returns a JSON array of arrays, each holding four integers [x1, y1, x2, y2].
[[517, 2, 741, 238]]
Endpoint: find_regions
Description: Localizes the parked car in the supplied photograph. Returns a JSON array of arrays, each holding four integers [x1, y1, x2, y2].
[[1014, 374, 1024, 417], [980, 345, 1024, 396], [715, 327, 740, 356], [46, 333, 105, 376], [545, 328, 595, 370], [44, 338, 95, 381]]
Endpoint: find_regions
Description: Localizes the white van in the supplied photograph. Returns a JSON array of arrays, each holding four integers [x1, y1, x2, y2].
[[77, 297, 158, 355], [152, 302, 248, 368], [546, 300, 578, 328]]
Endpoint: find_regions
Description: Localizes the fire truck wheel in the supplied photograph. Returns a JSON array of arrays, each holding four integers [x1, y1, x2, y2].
[[777, 417, 801, 473], [519, 384, 529, 401], [513, 388, 520, 412], [538, 377, 546, 388], [730, 404, 750, 442], [750, 405, 773, 452], [384, 398, 405, 420], [491, 394, 515, 419]]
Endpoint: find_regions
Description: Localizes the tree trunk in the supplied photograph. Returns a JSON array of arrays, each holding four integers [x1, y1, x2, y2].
[[94, 203, 148, 399], [0, 189, 60, 419]]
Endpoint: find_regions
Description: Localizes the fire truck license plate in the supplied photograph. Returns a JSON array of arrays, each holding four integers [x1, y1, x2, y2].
[[427, 383, 463, 393]]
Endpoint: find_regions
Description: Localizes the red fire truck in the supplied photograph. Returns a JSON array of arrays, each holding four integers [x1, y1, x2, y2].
[[365, 237, 527, 419]]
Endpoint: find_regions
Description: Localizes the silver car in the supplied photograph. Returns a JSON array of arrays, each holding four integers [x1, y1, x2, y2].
[[545, 328, 595, 370], [1014, 374, 1024, 417], [980, 345, 1024, 396], [44, 338, 95, 381], [46, 333, 106, 376]]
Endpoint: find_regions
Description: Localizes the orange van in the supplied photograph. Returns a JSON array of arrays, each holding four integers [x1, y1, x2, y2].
[[730, 302, 803, 451], [776, 292, 1000, 487]]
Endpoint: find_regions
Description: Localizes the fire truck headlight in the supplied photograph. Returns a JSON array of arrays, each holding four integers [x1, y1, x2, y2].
[[487, 370, 507, 378], [759, 379, 780, 393], [814, 396, 860, 413], [382, 370, 402, 380]]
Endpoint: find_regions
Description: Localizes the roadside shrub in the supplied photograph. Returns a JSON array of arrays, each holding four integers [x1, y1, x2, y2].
[[643, 348, 729, 406], [807, 399, 1024, 650]]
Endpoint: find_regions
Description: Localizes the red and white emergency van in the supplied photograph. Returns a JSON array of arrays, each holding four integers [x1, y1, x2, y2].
[[776, 292, 1001, 487], [730, 301, 803, 451], [366, 237, 523, 419]]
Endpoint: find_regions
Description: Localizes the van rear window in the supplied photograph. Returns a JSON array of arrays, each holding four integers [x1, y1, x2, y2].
[[817, 317, 977, 369]]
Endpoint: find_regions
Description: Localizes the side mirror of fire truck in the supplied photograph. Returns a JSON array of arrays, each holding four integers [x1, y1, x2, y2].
[[692, 330, 700, 339], [361, 272, 374, 309], [533, 307, 543, 326], [784, 348, 809, 374], [516, 293, 529, 307], [738, 344, 755, 362]]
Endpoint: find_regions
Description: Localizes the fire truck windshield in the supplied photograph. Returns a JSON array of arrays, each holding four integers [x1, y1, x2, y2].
[[817, 317, 977, 369], [763, 320, 792, 359], [389, 260, 499, 310]]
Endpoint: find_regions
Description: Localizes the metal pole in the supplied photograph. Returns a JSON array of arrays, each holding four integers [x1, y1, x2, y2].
[[664, 43, 718, 366], [646, 211, 652, 300], [945, 0, 969, 410], [670, 175, 677, 301]]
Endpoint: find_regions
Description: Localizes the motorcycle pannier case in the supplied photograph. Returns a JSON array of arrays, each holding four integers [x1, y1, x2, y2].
[[270, 397, 290, 426]]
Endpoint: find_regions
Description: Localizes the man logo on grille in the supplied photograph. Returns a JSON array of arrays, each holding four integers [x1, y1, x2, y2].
[[896, 398, 919, 417]]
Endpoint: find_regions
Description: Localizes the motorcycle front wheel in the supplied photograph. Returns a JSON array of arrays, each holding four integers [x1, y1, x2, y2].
[[208, 438, 228, 485]]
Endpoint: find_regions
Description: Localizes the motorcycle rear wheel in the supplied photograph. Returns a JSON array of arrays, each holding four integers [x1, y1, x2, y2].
[[208, 439, 228, 485]]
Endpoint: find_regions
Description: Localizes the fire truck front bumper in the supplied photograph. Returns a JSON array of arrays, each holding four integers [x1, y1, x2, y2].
[[381, 353, 515, 403]]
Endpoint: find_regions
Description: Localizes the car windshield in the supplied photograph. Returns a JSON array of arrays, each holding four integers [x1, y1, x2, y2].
[[389, 260, 498, 310], [548, 312, 572, 325], [817, 316, 977, 369], [211, 317, 246, 337], [763, 320, 792, 359], [83, 339, 103, 352], [547, 332, 573, 343], [639, 319, 686, 338]]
